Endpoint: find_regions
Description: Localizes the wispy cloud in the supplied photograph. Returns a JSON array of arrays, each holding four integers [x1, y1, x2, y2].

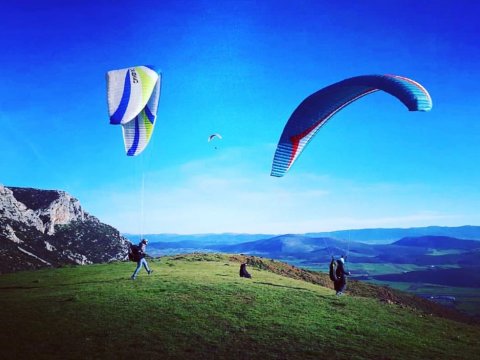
[[82, 145, 480, 234]]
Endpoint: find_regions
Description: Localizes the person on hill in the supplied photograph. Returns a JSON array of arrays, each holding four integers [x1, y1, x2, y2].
[[334, 256, 350, 296], [131, 238, 153, 280], [239, 263, 252, 278]]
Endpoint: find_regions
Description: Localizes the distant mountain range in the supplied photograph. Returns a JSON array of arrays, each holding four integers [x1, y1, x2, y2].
[[144, 232, 480, 289], [305, 226, 480, 243], [139, 227, 480, 258], [126, 225, 480, 247], [394, 236, 480, 250], [145, 232, 480, 266]]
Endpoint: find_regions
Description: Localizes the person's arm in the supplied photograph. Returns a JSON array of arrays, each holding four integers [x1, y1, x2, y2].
[[339, 262, 350, 276]]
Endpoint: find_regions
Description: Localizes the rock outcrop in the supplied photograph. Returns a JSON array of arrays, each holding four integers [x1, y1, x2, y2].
[[0, 185, 129, 273]]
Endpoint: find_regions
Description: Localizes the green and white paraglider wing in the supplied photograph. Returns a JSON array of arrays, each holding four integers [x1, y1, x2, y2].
[[106, 66, 161, 156]]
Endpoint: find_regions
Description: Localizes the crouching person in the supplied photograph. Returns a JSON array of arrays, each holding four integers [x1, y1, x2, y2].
[[239, 263, 252, 279]]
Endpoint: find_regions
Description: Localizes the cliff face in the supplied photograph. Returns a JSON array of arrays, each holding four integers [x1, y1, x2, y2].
[[0, 185, 129, 273]]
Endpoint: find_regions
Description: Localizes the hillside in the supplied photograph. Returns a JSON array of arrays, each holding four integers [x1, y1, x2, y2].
[[1, 254, 478, 359]]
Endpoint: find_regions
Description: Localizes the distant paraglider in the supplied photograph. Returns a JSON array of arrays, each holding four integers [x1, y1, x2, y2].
[[208, 133, 223, 149], [106, 66, 161, 156], [271, 74, 432, 177], [208, 133, 222, 142]]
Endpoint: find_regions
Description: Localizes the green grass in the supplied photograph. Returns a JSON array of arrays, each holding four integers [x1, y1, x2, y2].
[[1, 254, 479, 359], [280, 259, 476, 317]]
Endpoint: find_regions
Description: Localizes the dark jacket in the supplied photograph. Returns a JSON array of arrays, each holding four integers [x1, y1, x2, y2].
[[240, 263, 251, 278], [138, 242, 147, 259], [334, 259, 349, 292], [335, 260, 347, 280]]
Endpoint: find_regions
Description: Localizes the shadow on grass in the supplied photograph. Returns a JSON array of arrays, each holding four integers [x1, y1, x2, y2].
[[0, 277, 147, 290], [0, 285, 41, 290], [254, 281, 315, 292]]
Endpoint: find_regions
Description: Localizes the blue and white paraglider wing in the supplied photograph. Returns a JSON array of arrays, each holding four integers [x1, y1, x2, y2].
[[106, 66, 161, 156], [208, 133, 223, 142], [271, 74, 432, 177]]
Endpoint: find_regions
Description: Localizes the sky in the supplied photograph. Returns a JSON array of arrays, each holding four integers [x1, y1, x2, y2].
[[1, 0, 479, 235]]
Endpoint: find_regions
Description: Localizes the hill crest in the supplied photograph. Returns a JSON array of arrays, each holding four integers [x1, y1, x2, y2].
[[1, 254, 478, 359]]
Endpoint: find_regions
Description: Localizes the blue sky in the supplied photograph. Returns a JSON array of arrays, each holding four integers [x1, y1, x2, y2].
[[1, 0, 479, 234]]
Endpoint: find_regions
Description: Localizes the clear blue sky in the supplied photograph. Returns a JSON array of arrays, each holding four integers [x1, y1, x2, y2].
[[1, 0, 479, 234]]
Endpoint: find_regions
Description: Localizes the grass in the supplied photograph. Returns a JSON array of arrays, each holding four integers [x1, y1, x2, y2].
[[311, 261, 476, 317], [1, 254, 479, 359]]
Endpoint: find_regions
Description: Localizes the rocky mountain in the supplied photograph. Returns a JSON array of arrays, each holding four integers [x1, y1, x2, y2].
[[0, 185, 129, 273]]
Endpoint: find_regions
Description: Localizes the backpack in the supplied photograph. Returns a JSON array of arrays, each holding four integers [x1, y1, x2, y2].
[[128, 244, 140, 262], [329, 257, 338, 282]]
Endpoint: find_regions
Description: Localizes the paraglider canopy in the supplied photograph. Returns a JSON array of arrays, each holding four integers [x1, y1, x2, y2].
[[208, 133, 223, 150], [106, 65, 161, 156], [208, 133, 223, 142], [270, 74, 432, 177]]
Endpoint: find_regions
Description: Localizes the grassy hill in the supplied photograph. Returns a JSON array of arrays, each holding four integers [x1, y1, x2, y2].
[[1, 253, 479, 359]]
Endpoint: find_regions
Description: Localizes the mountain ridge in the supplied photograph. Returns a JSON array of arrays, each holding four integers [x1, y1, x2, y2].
[[393, 235, 480, 249], [0, 185, 129, 273], [134, 225, 480, 247]]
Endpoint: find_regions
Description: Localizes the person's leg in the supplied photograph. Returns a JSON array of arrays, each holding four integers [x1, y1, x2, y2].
[[141, 258, 152, 274], [131, 260, 142, 279]]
